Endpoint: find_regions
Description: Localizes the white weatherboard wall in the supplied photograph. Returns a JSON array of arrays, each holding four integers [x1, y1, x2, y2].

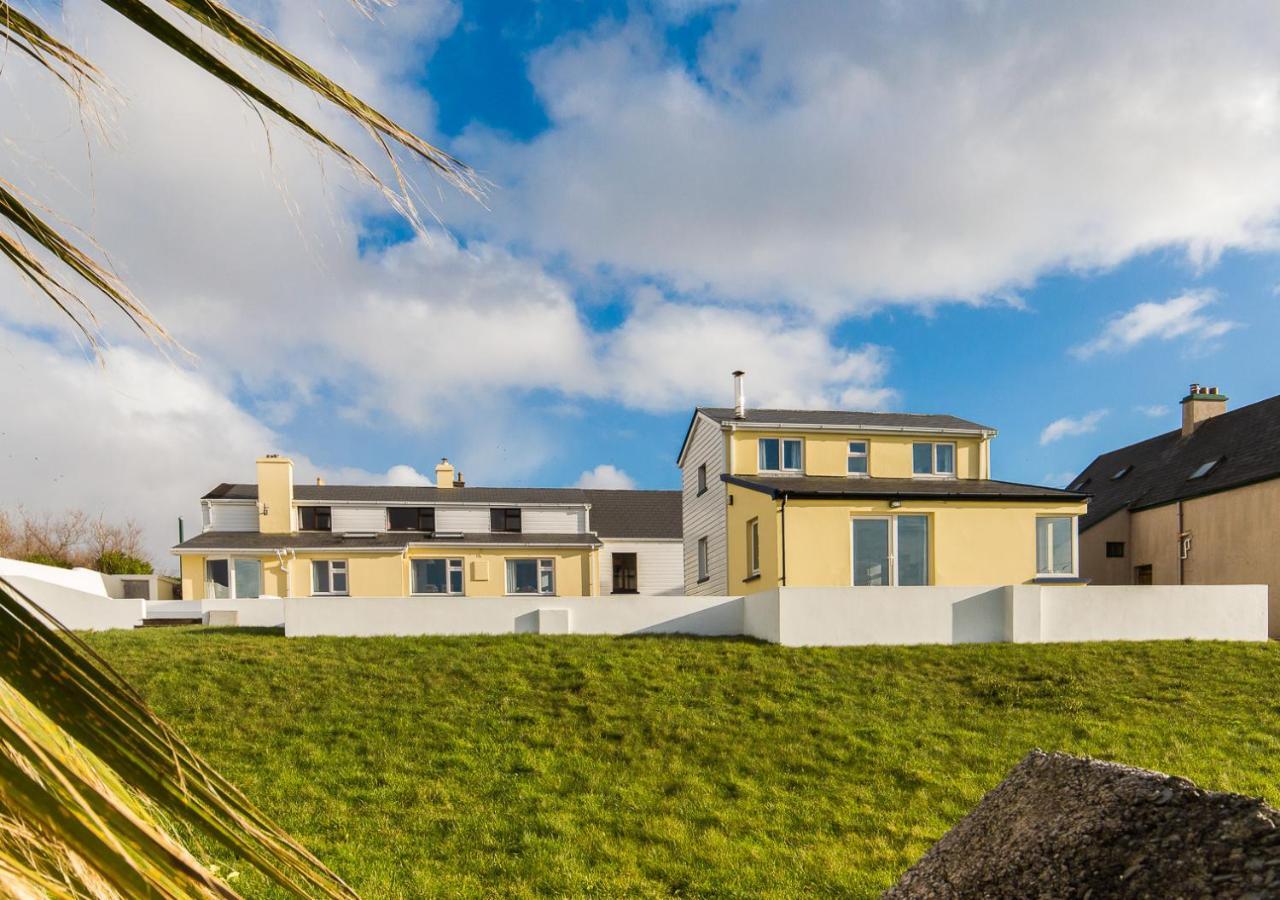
[[207, 501, 257, 532], [286, 595, 743, 638], [331, 505, 387, 533], [599, 540, 684, 596], [681, 414, 728, 595]]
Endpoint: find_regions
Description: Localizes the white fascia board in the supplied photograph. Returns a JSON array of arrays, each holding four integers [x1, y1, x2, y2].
[[723, 421, 996, 438]]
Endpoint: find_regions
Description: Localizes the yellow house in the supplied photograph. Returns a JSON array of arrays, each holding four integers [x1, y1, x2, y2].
[[677, 373, 1089, 595], [173, 457, 682, 601]]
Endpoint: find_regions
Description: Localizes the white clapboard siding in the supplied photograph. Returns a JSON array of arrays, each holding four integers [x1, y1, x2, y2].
[[436, 506, 491, 533], [331, 505, 387, 533], [522, 507, 586, 534], [600, 541, 684, 596], [682, 414, 728, 594], [207, 502, 257, 533]]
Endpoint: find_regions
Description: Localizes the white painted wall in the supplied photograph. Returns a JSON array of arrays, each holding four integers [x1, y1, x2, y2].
[[145, 597, 284, 627], [760, 586, 1007, 647], [681, 414, 728, 595], [286, 595, 744, 638], [599, 540, 684, 596], [1, 575, 144, 631], [0, 558, 110, 595], [331, 505, 387, 533], [1037, 584, 1267, 642], [207, 502, 257, 532]]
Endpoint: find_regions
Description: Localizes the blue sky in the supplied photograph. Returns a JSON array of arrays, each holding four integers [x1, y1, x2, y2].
[[2, 0, 1279, 563]]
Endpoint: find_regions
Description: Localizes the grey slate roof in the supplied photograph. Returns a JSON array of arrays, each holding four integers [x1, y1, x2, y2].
[[174, 531, 601, 551], [583, 490, 681, 539], [696, 407, 997, 433], [1072, 394, 1280, 531], [724, 474, 1088, 502]]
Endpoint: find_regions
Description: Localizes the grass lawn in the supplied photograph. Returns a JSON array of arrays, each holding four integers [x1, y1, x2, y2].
[[84, 629, 1280, 898]]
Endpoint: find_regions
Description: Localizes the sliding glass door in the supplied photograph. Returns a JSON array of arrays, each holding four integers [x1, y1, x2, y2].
[[851, 515, 929, 586]]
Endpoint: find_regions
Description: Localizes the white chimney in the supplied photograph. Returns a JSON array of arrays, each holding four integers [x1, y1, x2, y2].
[[733, 370, 746, 419]]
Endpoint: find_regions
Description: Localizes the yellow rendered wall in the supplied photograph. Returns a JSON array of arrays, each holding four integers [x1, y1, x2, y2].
[[256, 457, 295, 535], [728, 431, 986, 479], [724, 486, 781, 595], [180, 554, 286, 601], [725, 490, 1086, 593]]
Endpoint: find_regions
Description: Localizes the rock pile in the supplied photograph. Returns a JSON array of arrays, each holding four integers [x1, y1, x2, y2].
[[887, 750, 1280, 898]]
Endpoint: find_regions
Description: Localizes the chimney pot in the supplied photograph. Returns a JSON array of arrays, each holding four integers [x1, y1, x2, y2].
[[316, 477, 324, 486], [732, 370, 746, 419]]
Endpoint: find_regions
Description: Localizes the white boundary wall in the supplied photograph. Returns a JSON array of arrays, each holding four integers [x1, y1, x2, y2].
[[147, 598, 286, 628], [287, 595, 743, 638], [1, 575, 144, 631], [286, 585, 1268, 644]]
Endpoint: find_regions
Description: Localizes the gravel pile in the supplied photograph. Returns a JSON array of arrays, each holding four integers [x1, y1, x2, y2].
[[886, 750, 1280, 899]]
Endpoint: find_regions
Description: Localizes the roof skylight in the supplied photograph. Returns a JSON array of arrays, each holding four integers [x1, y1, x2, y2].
[[1188, 458, 1222, 480], [1110, 465, 1132, 481]]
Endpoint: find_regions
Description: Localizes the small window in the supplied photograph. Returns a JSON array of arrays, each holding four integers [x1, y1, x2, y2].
[[411, 558, 463, 594], [1188, 458, 1222, 480], [1111, 465, 1132, 481], [912, 442, 957, 476], [697, 536, 709, 583], [389, 507, 435, 532], [1106, 541, 1125, 558], [612, 552, 638, 594], [847, 441, 868, 475], [1070, 477, 1092, 491], [299, 506, 332, 531], [507, 558, 554, 595], [311, 560, 348, 595], [758, 437, 802, 473], [1035, 517, 1075, 576], [490, 508, 522, 532], [697, 463, 708, 496], [746, 518, 761, 577]]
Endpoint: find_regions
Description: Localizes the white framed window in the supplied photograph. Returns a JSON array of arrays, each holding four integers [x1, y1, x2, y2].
[[697, 536, 709, 582], [1035, 517, 1077, 576], [697, 463, 708, 496], [759, 437, 803, 473], [411, 558, 463, 594], [746, 518, 761, 577], [851, 515, 929, 586], [507, 558, 555, 595], [847, 441, 869, 476], [311, 559, 348, 595], [204, 558, 263, 600], [912, 442, 956, 476]]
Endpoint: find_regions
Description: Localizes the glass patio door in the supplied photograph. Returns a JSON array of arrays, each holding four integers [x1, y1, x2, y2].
[[851, 517, 892, 586]]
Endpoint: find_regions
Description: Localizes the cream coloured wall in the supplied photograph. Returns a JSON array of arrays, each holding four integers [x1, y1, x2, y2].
[[256, 457, 294, 535], [725, 488, 1087, 594], [727, 431, 986, 479], [1078, 510, 1133, 585]]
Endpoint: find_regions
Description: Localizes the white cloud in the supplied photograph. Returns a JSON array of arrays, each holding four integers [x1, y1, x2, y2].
[[379, 465, 434, 487], [459, 4, 1280, 316], [1134, 404, 1169, 418], [1040, 409, 1108, 446], [574, 464, 636, 490], [1071, 290, 1238, 359], [1043, 471, 1078, 489]]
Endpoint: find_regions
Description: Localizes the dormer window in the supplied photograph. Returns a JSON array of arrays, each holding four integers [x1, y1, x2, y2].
[[491, 508, 522, 533], [389, 506, 435, 532], [1189, 458, 1223, 480], [912, 442, 956, 477], [759, 437, 802, 473], [1111, 465, 1132, 481], [299, 506, 331, 531]]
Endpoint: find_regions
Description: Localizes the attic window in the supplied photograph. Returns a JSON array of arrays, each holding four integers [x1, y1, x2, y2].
[[1070, 477, 1091, 491], [1188, 458, 1222, 480], [1110, 466, 1132, 481]]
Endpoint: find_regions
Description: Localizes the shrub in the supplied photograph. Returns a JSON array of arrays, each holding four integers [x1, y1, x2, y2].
[[94, 551, 153, 576], [22, 553, 74, 569]]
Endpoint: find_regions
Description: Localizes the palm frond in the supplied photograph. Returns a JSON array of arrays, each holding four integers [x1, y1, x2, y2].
[[0, 3, 106, 93], [0, 577, 360, 898]]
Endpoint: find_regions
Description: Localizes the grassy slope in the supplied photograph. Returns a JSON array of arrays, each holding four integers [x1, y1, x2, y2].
[[85, 630, 1280, 898]]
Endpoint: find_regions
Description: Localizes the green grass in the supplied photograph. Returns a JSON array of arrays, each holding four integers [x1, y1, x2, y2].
[[83, 630, 1280, 898]]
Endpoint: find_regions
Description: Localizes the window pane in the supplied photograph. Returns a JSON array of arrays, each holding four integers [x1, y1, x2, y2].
[[849, 441, 867, 454], [388, 507, 417, 531], [913, 443, 933, 474], [782, 440, 802, 470], [312, 561, 330, 594], [896, 517, 928, 586], [420, 508, 436, 531], [317, 508, 331, 531], [332, 566, 348, 594], [449, 562, 463, 594], [852, 519, 891, 586], [1051, 518, 1072, 574], [935, 443, 955, 474], [697, 464, 707, 493], [300, 507, 314, 530], [509, 559, 538, 593], [759, 439, 779, 471], [538, 560, 554, 594], [233, 559, 262, 599], [697, 538, 708, 579], [206, 559, 230, 600], [848, 455, 868, 474], [413, 559, 447, 593]]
